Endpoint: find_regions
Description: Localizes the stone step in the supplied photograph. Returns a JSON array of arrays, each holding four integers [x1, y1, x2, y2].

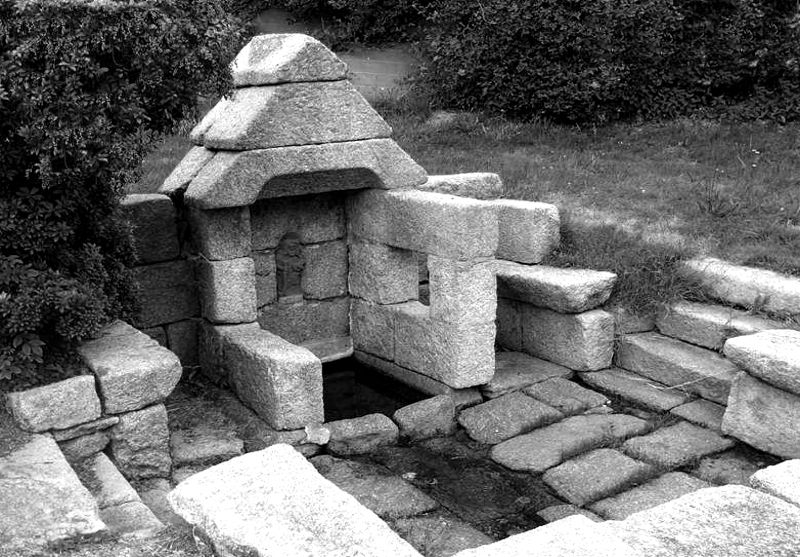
[[723, 329, 800, 396], [481, 351, 573, 399], [458, 391, 564, 445], [669, 399, 725, 431], [656, 300, 793, 350], [523, 377, 610, 415], [589, 472, 711, 520], [682, 257, 800, 316], [616, 332, 739, 404], [579, 368, 692, 412], [621, 421, 735, 470]]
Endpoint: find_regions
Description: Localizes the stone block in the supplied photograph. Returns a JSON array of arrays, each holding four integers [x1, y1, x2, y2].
[[258, 297, 350, 344], [723, 329, 800, 395], [348, 189, 498, 260], [137, 478, 185, 526], [521, 307, 614, 371], [492, 200, 560, 264], [108, 404, 171, 480], [350, 300, 395, 360], [300, 336, 353, 363], [302, 240, 348, 299], [483, 351, 573, 399], [121, 193, 179, 264], [213, 324, 323, 430], [496, 261, 615, 313], [168, 445, 423, 557], [231, 34, 348, 87], [524, 378, 610, 415], [166, 319, 199, 366], [579, 368, 692, 412], [100, 501, 164, 538], [496, 298, 522, 350], [348, 241, 418, 304], [253, 250, 277, 307], [185, 139, 426, 209], [750, 460, 800, 508], [417, 172, 503, 200], [251, 192, 346, 250], [393, 395, 457, 441], [198, 257, 257, 324], [5, 375, 101, 433], [670, 399, 725, 431], [458, 391, 563, 444], [194, 81, 391, 150], [428, 257, 496, 323], [51, 417, 119, 441], [692, 448, 772, 486], [622, 421, 735, 470], [159, 146, 215, 195], [326, 413, 399, 455], [722, 371, 800, 458], [78, 321, 182, 414], [392, 513, 495, 557], [188, 206, 251, 261], [616, 332, 738, 404], [74, 452, 140, 509], [58, 432, 109, 462], [170, 426, 245, 467], [132, 260, 199, 328]]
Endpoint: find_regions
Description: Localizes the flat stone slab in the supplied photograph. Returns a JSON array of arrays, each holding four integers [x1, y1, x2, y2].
[[5, 375, 101, 432], [580, 367, 692, 412], [490, 414, 650, 473], [692, 447, 776, 486], [393, 395, 457, 441], [622, 421, 735, 469], [51, 416, 119, 441], [523, 377, 609, 415], [656, 301, 791, 350], [73, 452, 140, 509], [311, 455, 438, 519], [418, 172, 503, 200], [750, 460, 800, 507], [168, 444, 423, 557], [542, 449, 657, 506], [670, 399, 726, 431], [616, 332, 739, 404], [604, 485, 800, 557], [391, 512, 494, 557], [457, 392, 563, 444], [170, 424, 244, 467], [326, 413, 399, 455], [723, 329, 800, 395], [495, 262, 615, 313], [682, 257, 800, 315], [482, 351, 573, 399], [99, 500, 163, 539], [589, 472, 712, 519], [536, 504, 603, 523]]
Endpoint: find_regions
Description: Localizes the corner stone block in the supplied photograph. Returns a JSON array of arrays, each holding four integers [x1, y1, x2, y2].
[[251, 193, 346, 250], [347, 189, 498, 260], [108, 404, 171, 480], [121, 194, 180, 264], [199, 257, 257, 324], [132, 260, 199, 328], [349, 241, 418, 304], [417, 172, 503, 200], [188, 206, 252, 261], [522, 307, 614, 371], [428, 256, 496, 323], [215, 325, 324, 430], [258, 297, 350, 344], [303, 241, 348, 300], [493, 199, 560, 264], [351, 299, 396, 361], [5, 375, 101, 433]]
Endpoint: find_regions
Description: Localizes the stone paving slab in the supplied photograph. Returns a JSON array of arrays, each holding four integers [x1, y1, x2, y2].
[[326, 413, 399, 455], [490, 414, 650, 473], [523, 377, 609, 415], [391, 512, 495, 557], [542, 448, 657, 506], [622, 421, 735, 469], [457, 392, 563, 444], [481, 352, 573, 399], [579, 367, 692, 412], [589, 471, 711, 519], [536, 504, 603, 523], [669, 399, 725, 431], [393, 395, 457, 441], [723, 329, 800, 395], [170, 424, 244, 467], [750, 460, 800, 508], [691, 447, 776, 486]]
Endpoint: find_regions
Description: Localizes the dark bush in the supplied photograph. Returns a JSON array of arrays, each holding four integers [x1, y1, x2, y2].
[[0, 0, 247, 387]]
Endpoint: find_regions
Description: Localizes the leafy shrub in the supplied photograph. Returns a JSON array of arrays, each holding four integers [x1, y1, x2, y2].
[[0, 0, 247, 388]]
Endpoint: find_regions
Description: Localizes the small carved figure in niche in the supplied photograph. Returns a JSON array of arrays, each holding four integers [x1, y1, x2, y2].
[[276, 232, 305, 299]]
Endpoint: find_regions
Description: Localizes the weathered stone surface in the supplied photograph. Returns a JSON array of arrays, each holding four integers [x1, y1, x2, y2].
[[616, 332, 738, 404], [656, 301, 791, 350], [428, 257, 496, 323], [670, 399, 726, 431], [492, 200, 560, 264], [58, 432, 109, 462], [186, 139, 426, 209], [108, 404, 171, 480], [490, 414, 650, 472], [194, 81, 391, 150], [198, 257, 257, 324], [722, 371, 800, 458], [451, 514, 639, 557], [165, 319, 199, 366], [121, 193, 179, 264], [349, 241, 418, 304], [579, 367, 692, 412], [170, 425, 244, 467], [392, 513, 495, 557], [393, 395, 457, 441], [418, 173, 503, 200], [482, 351, 573, 399], [302, 240, 348, 299], [251, 192, 346, 250], [51, 416, 119, 442], [74, 452, 140, 509], [311, 455, 438, 518], [188, 206, 251, 261], [605, 485, 800, 557], [258, 297, 350, 344], [495, 298, 522, 351], [589, 472, 711, 520], [350, 299, 395, 360], [5, 375, 101, 433], [131, 260, 199, 328], [521, 307, 614, 371], [212, 323, 323, 430], [99, 501, 163, 538], [496, 262, 614, 313], [169, 445, 423, 557], [159, 146, 215, 195], [536, 504, 603, 523], [78, 321, 182, 414], [682, 257, 800, 315], [609, 306, 656, 334], [326, 413, 399, 455], [723, 329, 800, 395], [750, 460, 800, 507], [348, 189, 497, 261], [542, 449, 657, 506], [692, 448, 773, 486], [136, 478, 185, 526], [457, 392, 563, 444], [0, 422, 105, 549], [524, 377, 609, 415], [622, 421, 735, 469], [231, 33, 348, 87]]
